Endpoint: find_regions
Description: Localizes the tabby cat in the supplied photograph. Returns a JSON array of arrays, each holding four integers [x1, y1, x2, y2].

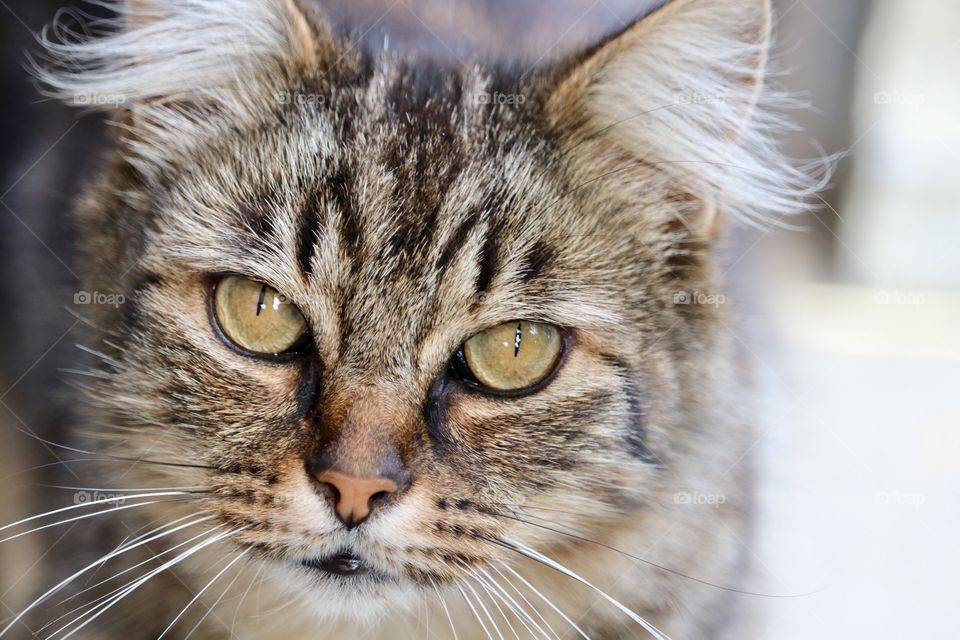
[[3, 0, 820, 637]]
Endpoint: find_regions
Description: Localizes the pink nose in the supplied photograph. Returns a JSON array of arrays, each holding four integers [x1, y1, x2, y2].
[[312, 468, 399, 528]]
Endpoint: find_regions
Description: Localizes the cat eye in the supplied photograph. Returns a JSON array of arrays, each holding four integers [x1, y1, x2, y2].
[[454, 321, 564, 394], [212, 276, 309, 357]]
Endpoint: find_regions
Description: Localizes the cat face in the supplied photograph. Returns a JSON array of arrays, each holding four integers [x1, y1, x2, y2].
[[89, 62, 681, 614], [41, 0, 817, 625]]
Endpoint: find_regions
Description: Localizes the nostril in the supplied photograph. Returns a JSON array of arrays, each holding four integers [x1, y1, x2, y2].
[[306, 461, 406, 528], [318, 481, 340, 507]]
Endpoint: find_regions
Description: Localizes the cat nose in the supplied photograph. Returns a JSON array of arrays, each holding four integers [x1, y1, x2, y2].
[[306, 392, 412, 527], [310, 467, 402, 529]]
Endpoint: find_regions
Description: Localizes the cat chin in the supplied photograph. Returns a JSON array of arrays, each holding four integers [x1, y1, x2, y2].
[[261, 561, 421, 625]]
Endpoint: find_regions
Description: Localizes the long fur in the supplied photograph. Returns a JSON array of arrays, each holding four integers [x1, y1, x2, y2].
[[34, 0, 826, 223], [15, 0, 828, 638]]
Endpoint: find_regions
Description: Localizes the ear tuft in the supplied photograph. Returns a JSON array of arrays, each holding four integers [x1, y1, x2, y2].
[[280, 0, 340, 70], [36, 0, 331, 103], [31, 0, 346, 180], [547, 0, 828, 232]]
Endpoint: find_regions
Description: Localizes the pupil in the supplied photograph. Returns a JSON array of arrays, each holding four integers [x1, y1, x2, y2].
[[514, 322, 523, 357], [255, 284, 267, 316]]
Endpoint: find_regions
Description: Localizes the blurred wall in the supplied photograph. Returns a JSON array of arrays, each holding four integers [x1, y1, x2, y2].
[[773, 0, 871, 278], [839, 0, 960, 289]]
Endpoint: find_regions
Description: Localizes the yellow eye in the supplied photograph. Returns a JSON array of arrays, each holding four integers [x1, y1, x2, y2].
[[461, 321, 563, 392], [213, 276, 308, 356]]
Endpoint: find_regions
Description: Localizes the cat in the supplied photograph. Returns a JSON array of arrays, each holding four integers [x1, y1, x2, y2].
[[3, 0, 822, 637]]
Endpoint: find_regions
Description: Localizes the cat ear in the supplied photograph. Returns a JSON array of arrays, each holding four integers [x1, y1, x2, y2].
[[34, 0, 348, 176], [129, 0, 335, 65], [546, 0, 816, 234], [38, 0, 342, 103]]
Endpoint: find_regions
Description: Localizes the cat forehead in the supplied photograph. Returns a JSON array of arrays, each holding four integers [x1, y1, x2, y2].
[[167, 57, 546, 210], [144, 70, 626, 374], [155, 60, 570, 274]]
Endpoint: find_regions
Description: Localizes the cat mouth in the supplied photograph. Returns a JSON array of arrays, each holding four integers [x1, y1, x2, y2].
[[301, 552, 372, 577]]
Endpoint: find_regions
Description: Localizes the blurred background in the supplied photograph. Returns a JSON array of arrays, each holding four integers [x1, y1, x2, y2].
[[0, 0, 957, 637]]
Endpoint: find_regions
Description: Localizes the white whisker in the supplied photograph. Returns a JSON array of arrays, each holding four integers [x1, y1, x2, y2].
[[499, 563, 591, 640], [184, 557, 246, 640], [44, 485, 208, 493], [0, 515, 217, 637], [466, 566, 527, 640], [48, 517, 217, 618], [505, 539, 670, 640], [58, 368, 112, 380], [430, 577, 459, 640], [477, 567, 553, 640], [39, 534, 222, 636], [52, 526, 248, 639], [0, 499, 184, 544], [230, 560, 265, 635], [455, 580, 494, 640], [158, 549, 249, 638], [490, 565, 561, 640], [462, 577, 506, 640], [0, 491, 191, 533], [73, 344, 121, 367]]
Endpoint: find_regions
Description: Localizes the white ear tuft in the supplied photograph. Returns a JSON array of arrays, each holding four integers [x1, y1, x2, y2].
[[35, 0, 325, 107], [548, 0, 829, 232], [31, 0, 334, 177]]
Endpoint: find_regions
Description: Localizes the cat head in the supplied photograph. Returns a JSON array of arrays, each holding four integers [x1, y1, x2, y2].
[[38, 0, 818, 623]]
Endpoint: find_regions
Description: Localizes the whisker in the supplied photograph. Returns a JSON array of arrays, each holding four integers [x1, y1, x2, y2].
[[0, 497, 198, 544], [73, 343, 121, 368], [230, 560, 265, 634], [478, 567, 554, 640], [489, 565, 562, 640], [462, 565, 518, 640], [455, 579, 494, 640], [0, 516, 218, 637], [495, 537, 671, 640], [51, 526, 248, 639], [497, 564, 590, 640], [429, 577, 459, 640], [61, 305, 121, 337], [157, 549, 249, 638], [489, 501, 624, 519], [0, 457, 210, 483], [183, 558, 247, 640], [489, 506, 809, 599], [57, 368, 112, 380], [40, 484, 209, 493], [467, 566, 532, 640], [80, 511, 192, 586], [52, 515, 216, 611], [82, 530, 134, 587], [0, 491, 192, 533], [461, 577, 505, 640], [0, 418, 217, 470]]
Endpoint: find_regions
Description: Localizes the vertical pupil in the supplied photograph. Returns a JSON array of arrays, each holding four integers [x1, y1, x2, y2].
[[255, 284, 267, 317], [514, 322, 523, 357]]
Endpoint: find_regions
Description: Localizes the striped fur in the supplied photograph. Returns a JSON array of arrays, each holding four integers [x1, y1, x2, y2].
[[19, 0, 822, 637]]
